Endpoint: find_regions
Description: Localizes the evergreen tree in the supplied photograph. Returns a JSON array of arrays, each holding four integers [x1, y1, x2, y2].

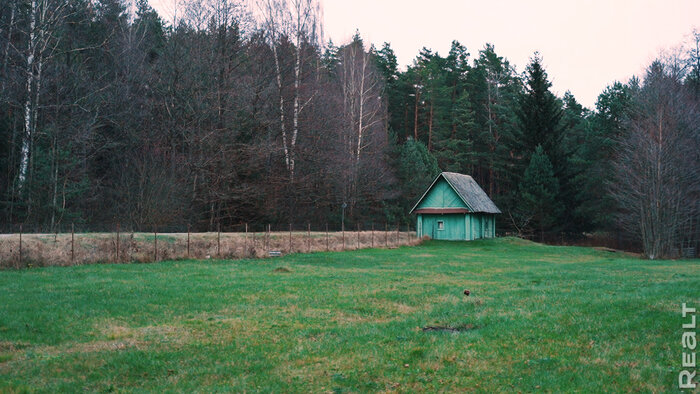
[[575, 83, 632, 230], [517, 53, 584, 233], [374, 42, 398, 83], [322, 39, 340, 76], [559, 92, 595, 231], [467, 44, 522, 225], [433, 91, 474, 173], [518, 53, 564, 165], [409, 48, 450, 150], [433, 41, 474, 173], [444, 41, 471, 141], [134, 0, 166, 63], [375, 42, 413, 142], [397, 139, 440, 214], [685, 30, 700, 98], [518, 145, 560, 238]]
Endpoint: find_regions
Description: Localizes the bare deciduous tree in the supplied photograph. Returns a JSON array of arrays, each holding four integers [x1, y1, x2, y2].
[[17, 0, 69, 195], [337, 38, 385, 211], [611, 61, 700, 259], [255, 0, 322, 181]]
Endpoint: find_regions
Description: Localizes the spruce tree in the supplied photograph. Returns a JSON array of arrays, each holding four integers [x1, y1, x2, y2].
[[517, 53, 577, 233], [434, 41, 474, 173], [376, 43, 413, 142], [519, 145, 560, 238], [397, 139, 440, 212], [322, 40, 340, 77], [574, 82, 633, 231], [433, 91, 474, 173], [559, 92, 593, 231], [518, 53, 564, 166]]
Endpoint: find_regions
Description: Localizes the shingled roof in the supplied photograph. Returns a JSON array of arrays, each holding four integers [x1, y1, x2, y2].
[[411, 172, 501, 214]]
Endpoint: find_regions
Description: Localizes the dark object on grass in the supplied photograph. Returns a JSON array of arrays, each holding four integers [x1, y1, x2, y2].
[[272, 267, 291, 273], [463, 289, 470, 296], [422, 324, 475, 333]]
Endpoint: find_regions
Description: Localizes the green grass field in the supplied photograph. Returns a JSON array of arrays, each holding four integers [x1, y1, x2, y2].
[[0, 238, 698, 392]]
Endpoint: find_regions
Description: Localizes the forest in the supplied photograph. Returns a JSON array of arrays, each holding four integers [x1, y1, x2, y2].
[[0, 0, 698, 258]]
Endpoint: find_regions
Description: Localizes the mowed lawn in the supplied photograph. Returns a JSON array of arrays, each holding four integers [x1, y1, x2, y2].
[[0, 238, 698, 392]]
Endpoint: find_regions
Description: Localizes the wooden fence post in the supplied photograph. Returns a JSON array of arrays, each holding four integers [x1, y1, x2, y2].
[[187, 224, 191, 258], [71, 222, 74, 263], [326, 223, 329, 251], [18, 224, 22, 268], [307, 223, 311, 252], [385, 222, 388, 247], [116, 222, 120, 262], [289, 223, 292, 253], [371, 223, 374, 248], [342, 223, 345, 250], [217, 222, 221, 258], [154, 225, 158, 262], [252, 228, 256, 253], [396, 223, 399, 245], [267, 224, 270, 251], [356, 223, 360, 249], [244, 223, 248, 255]]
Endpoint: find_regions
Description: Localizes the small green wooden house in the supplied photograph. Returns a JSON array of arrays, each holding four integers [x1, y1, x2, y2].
[[410, 172, 501, 240]]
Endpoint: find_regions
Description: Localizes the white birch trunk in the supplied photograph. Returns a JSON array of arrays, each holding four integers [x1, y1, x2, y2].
[[356, 52, 365, 164], [257, 0, 320, 181], [272, 44, 289, 172], [18, 0, 38, 193], [290, 39, 301, 179]]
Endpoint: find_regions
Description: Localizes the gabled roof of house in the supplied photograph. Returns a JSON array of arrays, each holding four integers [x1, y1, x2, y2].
[[410, 172, 502, 214]]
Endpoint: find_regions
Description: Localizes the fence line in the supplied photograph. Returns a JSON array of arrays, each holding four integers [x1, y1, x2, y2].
[[1, 222, 420, 269]]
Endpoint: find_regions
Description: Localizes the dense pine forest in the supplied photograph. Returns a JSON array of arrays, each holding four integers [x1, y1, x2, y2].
[[0, 0, 698, 258]]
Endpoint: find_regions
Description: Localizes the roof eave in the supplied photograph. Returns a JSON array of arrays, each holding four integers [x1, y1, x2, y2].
[[409, 173, 445, 214], [409, 172, 502, 215]]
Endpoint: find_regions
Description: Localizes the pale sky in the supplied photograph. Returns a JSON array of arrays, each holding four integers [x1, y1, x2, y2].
[[151, 0, 700, 109]]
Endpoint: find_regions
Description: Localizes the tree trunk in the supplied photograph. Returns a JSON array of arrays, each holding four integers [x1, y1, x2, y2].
[[273, 44, 289, 172], [428, 100, 433, 151], [489, 154, 494, 197], [356, 53, 366, 163], [18, 0, 38, 194], [50, 134, 58, 232], [1, 1, 15, 97], [290, 32, 302, 182], [413, 89, 419, 140]]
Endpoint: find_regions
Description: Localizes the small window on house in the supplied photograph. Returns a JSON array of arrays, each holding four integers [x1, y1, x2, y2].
[[437, 221, 444, 230]]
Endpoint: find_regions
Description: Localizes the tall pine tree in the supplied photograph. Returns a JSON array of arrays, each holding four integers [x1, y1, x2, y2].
[[469, 44, 521, 200], [516, 53, 577, 233], [518, 53, 564, 165]]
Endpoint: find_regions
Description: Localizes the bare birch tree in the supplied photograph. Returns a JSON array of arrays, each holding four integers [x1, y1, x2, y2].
[[255, 0, 322, 181], [17, 0, 68, 195], [611, 61, 700, 259], [337, 37, 385, 210]]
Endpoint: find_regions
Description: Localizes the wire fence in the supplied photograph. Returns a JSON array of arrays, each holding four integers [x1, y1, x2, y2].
[[5, 222, 684, 268], [518, 231, 644, 254], [0, 222, 420, 269]]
